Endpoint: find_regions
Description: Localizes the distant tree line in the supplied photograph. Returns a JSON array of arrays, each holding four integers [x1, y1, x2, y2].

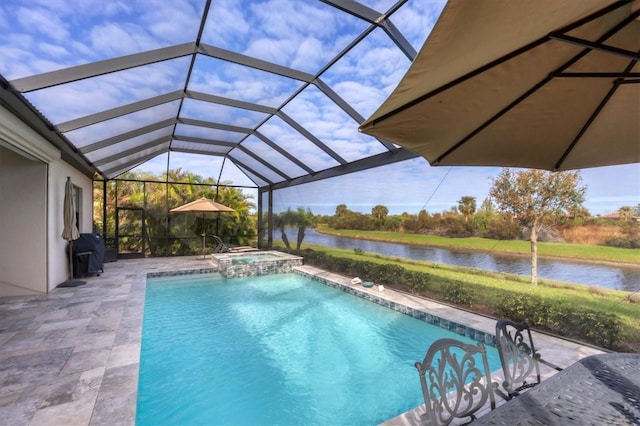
[[316, 170, 638, 251]]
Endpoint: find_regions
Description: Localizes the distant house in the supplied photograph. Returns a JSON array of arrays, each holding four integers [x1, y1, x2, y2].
[[598, 212, 640, 222]]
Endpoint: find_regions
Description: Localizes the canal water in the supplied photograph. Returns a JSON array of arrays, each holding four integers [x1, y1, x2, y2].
[[287, 229, 640, 292]]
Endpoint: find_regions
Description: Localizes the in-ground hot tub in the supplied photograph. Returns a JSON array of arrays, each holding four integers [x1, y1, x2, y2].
[[211, 250, 303, 278]]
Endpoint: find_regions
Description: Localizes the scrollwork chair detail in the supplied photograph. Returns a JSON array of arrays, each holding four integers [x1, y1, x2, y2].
[[414, 338, 496, 425], [494, 319, 562, 400]]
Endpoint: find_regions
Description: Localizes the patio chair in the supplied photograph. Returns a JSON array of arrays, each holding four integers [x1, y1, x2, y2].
[[494, 319, 562, 400], [212, 235, 257, 253], [414, 338, 497, 425]]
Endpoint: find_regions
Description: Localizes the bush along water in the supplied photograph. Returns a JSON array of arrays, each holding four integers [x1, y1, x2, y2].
[[495, 294, 621, 348], [298, 248, 622, 349]]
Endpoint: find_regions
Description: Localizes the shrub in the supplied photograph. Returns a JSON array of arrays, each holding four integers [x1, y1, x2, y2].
[[403, 270, 430, 294], [604, 221, 640, 248], [482, 219, 520, 240], [496, 293, 622, 348], [442, 281, 474, 306], [375, 264, 406, 285], [353, 247, 365, 255], [548, 307, 621, 348], [626, 293, 640, 304], [351, 261, 378, 280], [333, 257, 356, 275]]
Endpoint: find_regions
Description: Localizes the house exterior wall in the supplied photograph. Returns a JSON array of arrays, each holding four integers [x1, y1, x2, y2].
[[0, 104, 92, 296], [47, 162, 92, 292]]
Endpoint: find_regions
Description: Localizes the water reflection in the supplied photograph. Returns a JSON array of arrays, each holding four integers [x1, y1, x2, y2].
[[288, 229, 640, 292]]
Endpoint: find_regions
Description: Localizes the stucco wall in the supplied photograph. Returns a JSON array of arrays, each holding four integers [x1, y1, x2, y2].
[[47, 162, 93, 292]]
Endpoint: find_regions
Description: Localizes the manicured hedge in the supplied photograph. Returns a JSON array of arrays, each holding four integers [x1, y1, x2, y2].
[[495, 294, 621, 348]]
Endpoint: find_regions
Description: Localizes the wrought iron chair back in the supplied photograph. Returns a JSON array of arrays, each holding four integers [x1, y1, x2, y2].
[[414, 338, 496, 425], [494, 319, 544, 399]]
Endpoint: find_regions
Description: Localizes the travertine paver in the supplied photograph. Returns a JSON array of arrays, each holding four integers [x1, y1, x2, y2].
[[0, 257, 606, 425]]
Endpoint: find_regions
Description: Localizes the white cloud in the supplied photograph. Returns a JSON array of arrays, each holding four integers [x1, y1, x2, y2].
[[201, 0, 251, 47], [259, 117, 338, 170], [89, 23, 156, 56], [38, 42, 71, 58], [142, 1, 202, 43], [291, 37, 326, 71], [16, 6, 70, 42], [244, 37, 296, 69], [391, 0, 447, 51]]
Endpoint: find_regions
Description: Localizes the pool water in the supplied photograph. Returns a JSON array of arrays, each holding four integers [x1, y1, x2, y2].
[[231, 252, 278, 264], [136, 273, 501, 425]]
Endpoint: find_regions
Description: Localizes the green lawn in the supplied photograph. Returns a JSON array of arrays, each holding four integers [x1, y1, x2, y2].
[[316, 225, 640, 264]]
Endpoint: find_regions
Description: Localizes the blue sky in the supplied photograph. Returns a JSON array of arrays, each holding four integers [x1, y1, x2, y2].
[[272, 160, 640, 216], [1, 0, 637, 216]]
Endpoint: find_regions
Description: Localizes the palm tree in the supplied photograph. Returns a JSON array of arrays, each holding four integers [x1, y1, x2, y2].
[[618, 206, 634, 222], [294, 207, 314, 252], [457, 196, 477, 223], [275, 209, 294, 250]]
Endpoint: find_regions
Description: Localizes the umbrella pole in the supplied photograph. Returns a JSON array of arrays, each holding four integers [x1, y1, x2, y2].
[[68, 240, 73, 281], [201, 213, 206, 260]]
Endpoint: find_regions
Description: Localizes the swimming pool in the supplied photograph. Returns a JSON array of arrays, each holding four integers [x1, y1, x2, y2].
[[136, 272, 501, 425]]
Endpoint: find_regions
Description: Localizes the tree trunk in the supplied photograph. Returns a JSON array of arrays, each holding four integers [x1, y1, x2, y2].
[[296, 225, 306, 252], [280, 225, 290, 249], [530, 226, 538, 285]]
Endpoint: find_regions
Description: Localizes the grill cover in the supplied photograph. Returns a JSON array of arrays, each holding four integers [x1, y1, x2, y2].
[[72, 233, 106, 275]]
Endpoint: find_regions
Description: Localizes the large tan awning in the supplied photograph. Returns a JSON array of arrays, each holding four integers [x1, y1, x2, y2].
[[360, 0, 640, 171]]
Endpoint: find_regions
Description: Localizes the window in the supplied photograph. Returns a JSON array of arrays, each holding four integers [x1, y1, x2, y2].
[[73, 185, 82, 231]]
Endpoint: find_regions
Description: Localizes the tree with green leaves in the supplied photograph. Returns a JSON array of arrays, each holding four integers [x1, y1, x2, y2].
[[490, 168, 586, 285], [618, 206, 634, 222], [335, 204, 349, 217], [479, 197, 495, 213], [457, 196, 476, 223], [371, 204, 389, 229]]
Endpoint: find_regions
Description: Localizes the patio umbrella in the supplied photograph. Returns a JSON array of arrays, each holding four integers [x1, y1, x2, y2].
[[170, 197, 235, 258], [60, 177, 85, 287], [359, 0, 639, 171]]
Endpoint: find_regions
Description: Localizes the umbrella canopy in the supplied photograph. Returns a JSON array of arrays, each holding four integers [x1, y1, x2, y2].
[[61, 176, 79, 241], [170, 197, 234, 258], [359, 0, 640, 171], [170, 197, 235, 214]]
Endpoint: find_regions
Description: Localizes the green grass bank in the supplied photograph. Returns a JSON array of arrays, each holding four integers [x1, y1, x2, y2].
[[315, 225, 640, 265]]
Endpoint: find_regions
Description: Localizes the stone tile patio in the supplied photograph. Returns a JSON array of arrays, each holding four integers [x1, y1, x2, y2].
[[0, 257, 605, 425]]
